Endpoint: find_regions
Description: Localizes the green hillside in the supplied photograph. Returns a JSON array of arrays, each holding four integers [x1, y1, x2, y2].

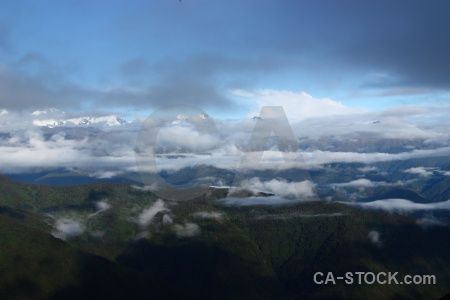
[[0, 210, 190, 300], [0, 175, 450, 299]]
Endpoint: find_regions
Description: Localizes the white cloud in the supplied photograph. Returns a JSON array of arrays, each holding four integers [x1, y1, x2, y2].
[[133, 230, 150, 241], [155, 124, 220, 152], [131, 184, 159, 191], [0, 128, 135, 174], [403, 167, 434, 177], [239, 178, 316, 199], [232, 89, 363, 121], [0, 101, 449, 176], [96, 200, 111, 211], [52, 218, 85, 240], [416, 218, 447, 229], [331, 179, 399, 188], [193, 211, 223, 219], [87, 200, 112, 218], [137, 199, 169, 227], [345, 199, 450, 213], [300, 147, 450, 168], [358, 166, 378, 173], [252, 212, 346, 220], [220, 196, 313, 206], [89, 170, 123, 179], [174, 222, 201, 238], [368, 230, 382, 247], [162, 214, 173, 225]]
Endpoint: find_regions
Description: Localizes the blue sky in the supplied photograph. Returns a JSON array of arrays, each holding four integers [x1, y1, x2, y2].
[[1, 0, 449, 119]]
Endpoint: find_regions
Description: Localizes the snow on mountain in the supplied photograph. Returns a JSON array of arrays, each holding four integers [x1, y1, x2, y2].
[[177, 114, 188, 120], [67, 115, 128, 126], [171, 113, 211, 124], [33, 113, 128, 128], [172, 114, 189, 124], [33, 119, 65, 127]]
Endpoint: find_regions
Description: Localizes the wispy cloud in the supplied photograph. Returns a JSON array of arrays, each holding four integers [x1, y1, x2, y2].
[[239, 178, 316, 199], [331, 179, 400, 188], [52, 218, 85, 240], [416, 217, 448, 229], [220, 196, 314, 206], [193, 211, 223, 220], [89, 170, 124, 179], [403, 167, 435, 177], [0, 104, 449, 175], [252, 212, 346, 220], [174, 223, 201, 238], [344, 199, 450, 213], [137, 199, 169, 227], [358, 166, 378, 173], [88, 200, 111, 218], [162, 214, 173, 225], [368, 230, 382, 247]]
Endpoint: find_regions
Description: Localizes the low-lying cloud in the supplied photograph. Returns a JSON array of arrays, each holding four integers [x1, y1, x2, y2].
[[89, 170, 124, 179], [88, 200, 112, 218], [331, 179, 400, 188], [416, 218, 448, 229], [368, 230, 382, 247], [162, 214, 173, 225], [239, 178, 316, 199], [193, 211, 223, 220], [220, 196, 314, 206], [344, 199, 450, 213], [358, 166, 378, 173], [252, 212, 346, 220], [137, 199, 169, 227], [1, 102, 450, 176], [174, 222, 201, 238], [404, 167, 434, 177], [52, 218, 85, 240]]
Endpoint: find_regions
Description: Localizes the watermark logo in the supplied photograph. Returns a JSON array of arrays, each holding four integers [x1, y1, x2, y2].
[[231, 106, 310, 196], [136, 104, 311, 201], [313, 272, 436, 285], [135, 104, 218, 201]]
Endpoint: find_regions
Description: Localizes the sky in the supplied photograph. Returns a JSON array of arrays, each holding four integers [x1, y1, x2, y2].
[[1, 0, 450, 190], [1, 0, 449, 119]]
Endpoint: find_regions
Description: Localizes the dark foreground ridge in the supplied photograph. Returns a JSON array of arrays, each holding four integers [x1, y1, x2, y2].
[[0, 174, 449, 299]]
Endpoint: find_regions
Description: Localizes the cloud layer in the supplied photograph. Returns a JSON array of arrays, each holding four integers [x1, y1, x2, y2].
[[0, 103, 449, 179], [239, 178, 316, 199], [345, 199, 450, 213]]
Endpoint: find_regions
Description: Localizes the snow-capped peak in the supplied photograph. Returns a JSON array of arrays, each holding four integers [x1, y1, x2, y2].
[[172, 114, 189, 124], [176, 114, 188, 121], [33, 114, 128, 127]]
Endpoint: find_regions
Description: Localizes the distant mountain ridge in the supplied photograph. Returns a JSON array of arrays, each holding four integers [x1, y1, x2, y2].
[[31, 108, 128, 127]]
